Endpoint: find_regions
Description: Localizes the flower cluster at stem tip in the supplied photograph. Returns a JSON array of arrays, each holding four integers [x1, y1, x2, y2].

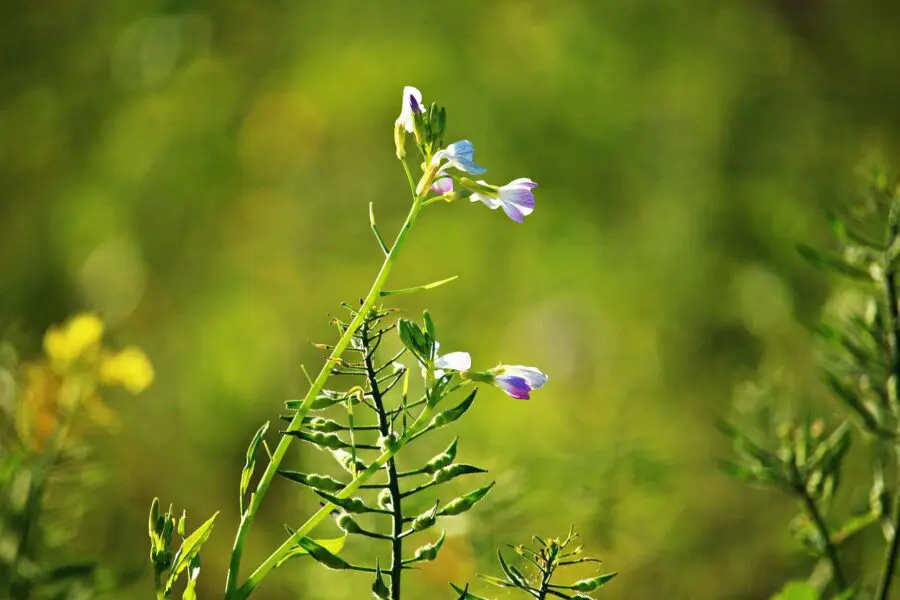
[[395, 85, 548, 398], [395, 85, 539, 224]]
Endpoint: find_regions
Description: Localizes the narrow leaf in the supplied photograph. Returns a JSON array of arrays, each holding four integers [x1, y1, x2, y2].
[[240, 422, 269, 514]]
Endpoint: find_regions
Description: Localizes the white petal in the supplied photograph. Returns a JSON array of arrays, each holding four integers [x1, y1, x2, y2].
[[471, 192, 502, 209], [434, 351, 472, 371]]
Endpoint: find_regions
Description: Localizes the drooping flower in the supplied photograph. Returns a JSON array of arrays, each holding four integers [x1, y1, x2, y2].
[[489, 365, 548, 399], [395, 86, 424, 133], [471, 178, 538, 223], [431, 140, 487, 175]]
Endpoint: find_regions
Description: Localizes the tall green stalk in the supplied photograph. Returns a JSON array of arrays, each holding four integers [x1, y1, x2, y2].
[[224, 160, 428, 598]]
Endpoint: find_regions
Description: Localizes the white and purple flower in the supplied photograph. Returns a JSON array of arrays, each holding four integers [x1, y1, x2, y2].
[[395, 86, 424, 133], [421, 341, 472, 379], [470, 178, 538, 224], [489, 365, 548, 399], [431, 140, 487, 175]]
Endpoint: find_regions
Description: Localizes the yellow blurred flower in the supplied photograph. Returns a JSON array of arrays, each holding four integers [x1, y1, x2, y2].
[[98, 346, 155, 394], [43, 313, 104, 371]]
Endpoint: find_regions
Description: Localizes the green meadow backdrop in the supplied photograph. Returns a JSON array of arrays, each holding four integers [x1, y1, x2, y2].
[[4, 1, 900, 597]]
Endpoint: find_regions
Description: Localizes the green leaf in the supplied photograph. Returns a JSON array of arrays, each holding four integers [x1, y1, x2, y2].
[[807, 420, 852, 475], [274, 535, 347, 568], [450, 583, 492, 599], [296, 536, 352, 570], [423, 310, 436, 343], [427, 390, 477, 431], [399, 319, 430, 359], [478, 574, 515, 588], [437, 482, 495, 517], [380, 275, 459, 297], [797, 244, 873, 281], [823, 373, 883, 434], [181, 555, 201, 600], [240, 422, 270, 514], [496, 550, 530, 589], [771, 581, 820, 600], [164, 511, 218, 593]]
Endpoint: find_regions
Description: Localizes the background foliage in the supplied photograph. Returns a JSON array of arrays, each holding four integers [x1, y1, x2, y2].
[[3, 0, 900, 597]]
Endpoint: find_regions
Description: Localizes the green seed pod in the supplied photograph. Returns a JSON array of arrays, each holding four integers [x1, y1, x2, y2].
[[412, 503, 439, 531], [433, 463, 487, 485], [377, 489, 393, 510], [336, 511, 363, 534], [372, 561, 391, 599], [423, 438, 459, 474], [412, 531, 446, 562], [278, 470, 346, 492], [570, 572, 618, 592], [437, 482, 495, 517], [315, 490, 377, 514]]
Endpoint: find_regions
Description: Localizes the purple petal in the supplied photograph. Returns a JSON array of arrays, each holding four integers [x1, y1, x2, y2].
[[409, 94, 423, 114], [495, 375, 532, 399], [501, 187, 535, 211], [431, 177, 454, 195], [503, 365, 548, 388], [501, 202, 526, 223]]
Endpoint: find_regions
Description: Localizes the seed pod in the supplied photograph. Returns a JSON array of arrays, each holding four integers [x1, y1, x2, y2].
[[437, 482, 495, 517]]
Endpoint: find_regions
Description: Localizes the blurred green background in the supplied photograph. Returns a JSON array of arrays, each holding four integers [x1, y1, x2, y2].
[[4, 0, 900, 597]]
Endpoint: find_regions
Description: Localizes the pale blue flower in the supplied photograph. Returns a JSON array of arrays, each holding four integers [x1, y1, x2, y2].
[[431, 140, 487, 175], [471, 178, 538, 224]]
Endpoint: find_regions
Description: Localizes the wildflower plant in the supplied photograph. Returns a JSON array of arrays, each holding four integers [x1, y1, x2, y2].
[[451, 528, 617, 600], [720, 167, 900, 599], [147, 86, 579, 600], [0, 314, 154, 599]]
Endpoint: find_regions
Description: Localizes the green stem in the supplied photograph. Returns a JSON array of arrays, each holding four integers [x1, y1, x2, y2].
[[224, 164, 424, 598], [795, 485, 846, 592], [237, 406, 436, 598], [362, 322, 404, 600], [876, 197, 900, 600]]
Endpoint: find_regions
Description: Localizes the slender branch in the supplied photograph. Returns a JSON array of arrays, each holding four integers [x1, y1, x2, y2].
[[536, 563, 553, 600], [877, 199, 900, 600], [225, 162, 424, 598], [363, 319, 405, 600], [794, 484, 847, 592]]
